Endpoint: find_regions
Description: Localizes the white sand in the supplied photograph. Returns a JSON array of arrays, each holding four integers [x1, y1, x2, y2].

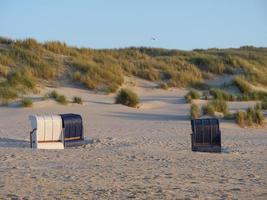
[[0, 77, 266, 199]]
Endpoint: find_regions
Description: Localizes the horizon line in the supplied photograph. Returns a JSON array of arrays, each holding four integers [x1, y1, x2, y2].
[[1, 35, 266, 51]]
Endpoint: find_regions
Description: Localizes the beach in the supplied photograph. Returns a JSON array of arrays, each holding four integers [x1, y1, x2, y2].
[[0, 78, 266, 199]]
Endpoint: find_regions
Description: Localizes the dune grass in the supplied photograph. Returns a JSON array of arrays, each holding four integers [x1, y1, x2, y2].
[[47, 90, 68, 105], [233, 76, 252, 94], [190, 104, 200, 119], [202, 103, 215, 116], [261, 99, 267, 110], [202, 99, 228, 116], [235, 110, 246, 127], [115, 88, 139, 108], [56, 95, 68, 105], [185, 90, 200, 103], [235, 108, 265, 127], [159, 82, 168, 90], [73, 96, 83, 104], [21, 98, 33, 107], [209, 88, 235, 101], [0, 86, 18, 104], [0, 37, 267, 100]]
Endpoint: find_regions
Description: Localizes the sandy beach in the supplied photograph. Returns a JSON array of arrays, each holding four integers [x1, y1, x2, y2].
[[0, 78, 266, 199]]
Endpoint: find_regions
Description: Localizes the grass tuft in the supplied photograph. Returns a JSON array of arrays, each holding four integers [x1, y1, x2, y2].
[[159, 82, 168, 90], [190, 104, 200, 119], [115, 88, 139, 108], [235, 107, 265, 127], [21, 98, 33, 107], [56, 95, 68, 105], [72, 96, 83, 104], [185, 90, 200, 103]]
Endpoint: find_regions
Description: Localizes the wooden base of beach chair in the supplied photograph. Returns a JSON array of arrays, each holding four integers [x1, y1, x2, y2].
[[37, 142, 64, 149], [192, 144, 221, 153]]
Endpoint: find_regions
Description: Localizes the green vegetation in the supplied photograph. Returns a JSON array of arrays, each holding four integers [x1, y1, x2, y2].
[[115, 88, 139, 108], [202, 103, 215, 116], [235, 110, 246, 127], [230, 76, 267, 100], [21, 98, 33, 107], [159, 82, 168, 90], [205, 87, 267, 102], [211, 99, 228, 114], [47, 90, 68, 105], [73, 96, 83, 104], [233, 76, 252, 93], [261, 99, 267, 110], [56, 95, 68, 105], [0, 86, 18, 104], [202, 99, 228, 116], [190, 104, 200, 119], [209, 88, 235, 101], [235, 108, 265, 127], [254, 99, 267, 110], [0, 37, 267, 102], [48, 90, 59, 99], [185, 90, 200, 103]]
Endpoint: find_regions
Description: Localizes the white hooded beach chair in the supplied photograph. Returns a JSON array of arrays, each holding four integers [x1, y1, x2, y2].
[[29, 115, 64, 149]]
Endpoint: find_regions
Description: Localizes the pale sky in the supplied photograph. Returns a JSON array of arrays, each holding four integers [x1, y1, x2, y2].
[[0, 0, 266, 49]]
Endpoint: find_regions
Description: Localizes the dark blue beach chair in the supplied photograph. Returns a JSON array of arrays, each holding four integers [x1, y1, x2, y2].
[[60, 113, 84, 146], [191, 118, 221, 152]]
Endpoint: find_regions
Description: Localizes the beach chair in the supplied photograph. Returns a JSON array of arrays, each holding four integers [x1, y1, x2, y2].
[[191, 118, 221, 152], [60, 113, 84, 147], [29, 115, 64, 149]]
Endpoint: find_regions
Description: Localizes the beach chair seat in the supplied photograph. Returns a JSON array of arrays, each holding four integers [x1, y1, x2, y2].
[[191, 118, 221, 152], [29, 115, 64, 149]]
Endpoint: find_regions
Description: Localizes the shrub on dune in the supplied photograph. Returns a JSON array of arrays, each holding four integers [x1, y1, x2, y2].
[[73, 96, 82, 104], [73, 71, 81, 81], [190, 104, 200, 119], [159, 82, 168, 90], [49, 90, 59, 99], [185, 90, 200, 103], [115, 88, 139, 108], [106, 83, 120, 93], [211, 99, 228, 114], [48, 90, 68, 105], [233, 76, 252, 93], [235, 110, 246, 127], [21, 98, 33, 107], [0, 86, 18, 105], [56, 95, 68, 105], [202, 103, 215, 116], [202, 99, 228, 116], [209, 88, 235, 101], [261, 99, 267, 110], [235, 107, 265, 127]]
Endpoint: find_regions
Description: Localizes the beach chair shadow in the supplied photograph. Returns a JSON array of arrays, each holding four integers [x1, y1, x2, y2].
[[0, 137, 30, 148]]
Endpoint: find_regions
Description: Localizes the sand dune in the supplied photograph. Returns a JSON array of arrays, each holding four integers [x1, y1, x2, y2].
[[0, 78, 266, 199]]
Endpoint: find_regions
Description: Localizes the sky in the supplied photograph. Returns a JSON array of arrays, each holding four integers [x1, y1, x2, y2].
[[0, 0, 266, 50]]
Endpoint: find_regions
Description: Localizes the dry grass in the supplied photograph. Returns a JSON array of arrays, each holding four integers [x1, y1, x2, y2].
[[0, 37, 267, 100], [115, 88, 139, 108]]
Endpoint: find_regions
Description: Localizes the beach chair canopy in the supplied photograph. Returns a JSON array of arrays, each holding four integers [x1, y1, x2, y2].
[[29, 115, 64, 149], [60, 113, 83, 141]]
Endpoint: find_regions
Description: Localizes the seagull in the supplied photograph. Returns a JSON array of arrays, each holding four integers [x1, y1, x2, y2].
[[151, 37, 156, 41]]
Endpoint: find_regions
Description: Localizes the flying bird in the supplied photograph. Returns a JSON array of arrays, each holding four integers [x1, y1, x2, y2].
[[151, 37, 156, 41]]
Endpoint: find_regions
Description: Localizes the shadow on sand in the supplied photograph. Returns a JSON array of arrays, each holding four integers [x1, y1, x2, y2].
[[0, 137, 30, 148], [0, 138, 96, 149], [141, 96, 186, 104], [86, 100, 113, 105], [106, 112, 189, 121]]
